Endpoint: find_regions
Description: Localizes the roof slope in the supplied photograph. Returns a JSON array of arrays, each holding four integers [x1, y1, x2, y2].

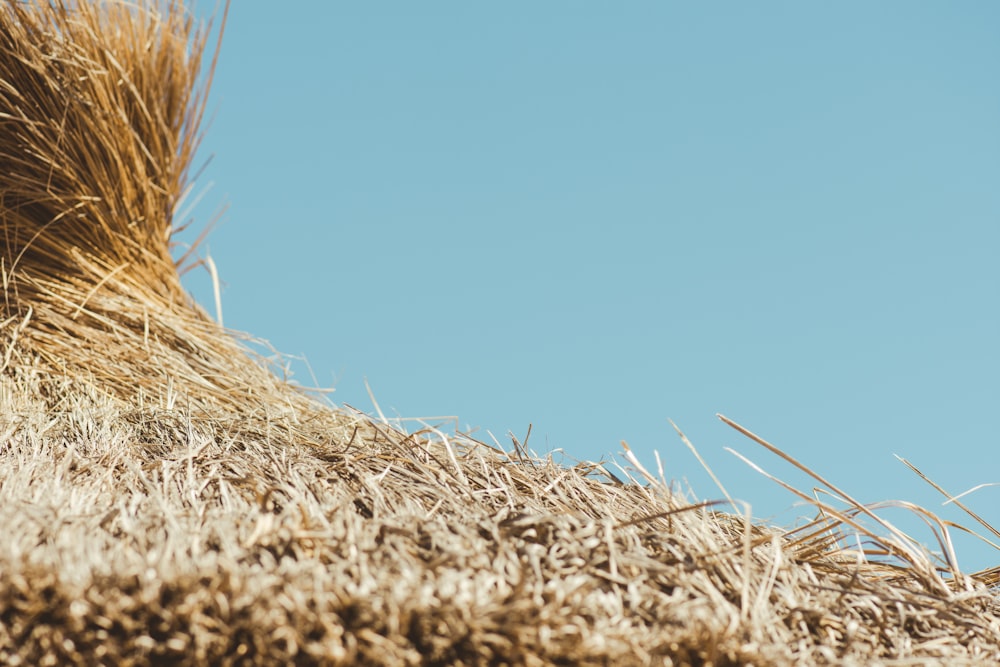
[[0, 2, 997, 665]]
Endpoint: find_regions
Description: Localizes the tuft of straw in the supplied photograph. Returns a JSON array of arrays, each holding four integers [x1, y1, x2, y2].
[[0, 0, 337, 429], [1, 2, 999, 665]]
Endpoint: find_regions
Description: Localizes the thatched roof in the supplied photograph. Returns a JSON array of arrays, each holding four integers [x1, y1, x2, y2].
[[1, 2, 998, 665]]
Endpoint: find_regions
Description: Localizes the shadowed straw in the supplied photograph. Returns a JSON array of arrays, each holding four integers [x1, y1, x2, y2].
[[1, 1, 999, 665]]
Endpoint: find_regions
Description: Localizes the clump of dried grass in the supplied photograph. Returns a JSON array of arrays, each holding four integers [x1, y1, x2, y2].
[[0, 0, 339, 430], [1, 1, 998, 665]]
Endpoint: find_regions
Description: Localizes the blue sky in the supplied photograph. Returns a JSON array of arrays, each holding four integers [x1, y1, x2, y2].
[[182, 3, 999, 570]]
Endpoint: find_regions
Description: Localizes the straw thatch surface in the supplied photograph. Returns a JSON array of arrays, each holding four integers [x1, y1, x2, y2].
[[1, 1, 998, 665]]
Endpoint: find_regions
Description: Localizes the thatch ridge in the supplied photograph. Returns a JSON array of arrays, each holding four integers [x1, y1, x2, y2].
[[1, 1, 998, 665]]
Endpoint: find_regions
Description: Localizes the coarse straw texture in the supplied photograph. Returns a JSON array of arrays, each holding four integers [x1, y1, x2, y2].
[[0, 0, 340, 431], [1, 2, 999, 665]]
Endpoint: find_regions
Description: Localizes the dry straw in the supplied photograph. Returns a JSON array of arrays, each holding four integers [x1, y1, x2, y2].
[[1, 1, 998, 665]]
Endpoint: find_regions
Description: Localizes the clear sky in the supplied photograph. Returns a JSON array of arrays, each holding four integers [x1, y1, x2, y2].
[[181, 3, 999, 570]]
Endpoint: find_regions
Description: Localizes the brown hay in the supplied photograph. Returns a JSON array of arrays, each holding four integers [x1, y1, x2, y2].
[[1, 1, 999, 665], [0, 0, 341, 430]]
